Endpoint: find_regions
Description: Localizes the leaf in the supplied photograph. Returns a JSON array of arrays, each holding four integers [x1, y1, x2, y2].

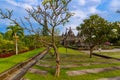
[[42, 0, 51, 5], [62, 0, 66, 5]]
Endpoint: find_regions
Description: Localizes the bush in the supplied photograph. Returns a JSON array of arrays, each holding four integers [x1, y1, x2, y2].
[[0, 39, 14, 54]]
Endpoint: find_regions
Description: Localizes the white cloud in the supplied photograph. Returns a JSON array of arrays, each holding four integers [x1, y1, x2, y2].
[[72, 0, 102, 21], [78, 0, 101, 7], [6, 0, 33, 9], [71, 10, 87, 19], [63, 0, 103, 34], [89, 6, 99, 14], [4, 0, 107, 35], [90, 0, 101, 4], [6, 0, 18, 6], [78, 0, 86, 6], [20, 0, 39, 5], [21, 4, 33, 9], [109, 0, 120, 11]]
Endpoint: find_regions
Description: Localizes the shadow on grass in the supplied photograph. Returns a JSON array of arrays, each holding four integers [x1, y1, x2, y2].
[[34, 65, 56, 75]]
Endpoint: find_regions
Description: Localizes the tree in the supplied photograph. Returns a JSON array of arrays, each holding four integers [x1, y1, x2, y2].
[[108, 22, 120, 45], [0, 32, 3, 39], [42, 27, 49, 36], [4, 30, 13, 40], [0, 0, 72, 77], [42, 17, 49, 36], [24, 0, 72, 76], [77, 14, 117, 58], [6, 24, 24, 55]]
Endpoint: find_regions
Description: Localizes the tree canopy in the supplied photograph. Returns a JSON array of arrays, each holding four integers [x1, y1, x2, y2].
[[77, 14, 118, 58]]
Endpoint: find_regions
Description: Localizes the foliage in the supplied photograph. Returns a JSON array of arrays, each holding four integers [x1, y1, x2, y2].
[[4, 30, 13, 40], [0, 38, 14, 53], [0, 33, 3, 39], [108, 22, 120, 45], [22, 35, 34, 49], [77, 14, 118, 57], [6, 24, 24, 55], [17, 41, 29, 52], [42, 26, 49, 36], [0, 29, 29, 55], [80, 14, 114, 45], [7, 24, 24, 38]]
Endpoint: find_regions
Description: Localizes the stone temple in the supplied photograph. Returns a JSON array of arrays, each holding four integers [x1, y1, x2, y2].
[[61, 27, 88, 49]]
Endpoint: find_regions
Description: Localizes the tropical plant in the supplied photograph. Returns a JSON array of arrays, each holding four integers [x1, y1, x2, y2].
[[6, 24, 24, 55]]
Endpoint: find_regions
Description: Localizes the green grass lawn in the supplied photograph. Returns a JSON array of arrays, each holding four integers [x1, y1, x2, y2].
[[96, 52, 120, 58], [24, 47, 120, 80], [0, 48, 45, 73]]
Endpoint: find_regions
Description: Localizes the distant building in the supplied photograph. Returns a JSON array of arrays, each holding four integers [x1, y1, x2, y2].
[[61, 27, 88, 48]]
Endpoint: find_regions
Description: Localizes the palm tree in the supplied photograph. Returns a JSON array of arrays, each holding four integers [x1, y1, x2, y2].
[[6, 24, 24, 55]]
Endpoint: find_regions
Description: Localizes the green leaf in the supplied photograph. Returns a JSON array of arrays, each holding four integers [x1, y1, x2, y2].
[[62, 0, 66, 5], [42, 0, 51, 5]]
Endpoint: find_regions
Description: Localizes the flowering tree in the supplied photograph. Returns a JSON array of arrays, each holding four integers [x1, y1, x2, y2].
[[77, 14, 118, 58], [108, 22, 120, 44]]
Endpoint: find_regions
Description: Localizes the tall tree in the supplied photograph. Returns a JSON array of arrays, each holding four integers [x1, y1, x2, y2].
[[77, 14, 117, 58], [6, 24, 24, 55], [24, 0, 72, 76], [0, 0, 72, 77]]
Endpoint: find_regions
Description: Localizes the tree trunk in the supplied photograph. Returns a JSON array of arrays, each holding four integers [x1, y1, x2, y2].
[[53, 44, 60, 77], [15, 33, 18, 55], [15, 39, 18, 55], [66, 47, 67, 54], [51, 27, 60, 77], [90, 46, 94, 58]]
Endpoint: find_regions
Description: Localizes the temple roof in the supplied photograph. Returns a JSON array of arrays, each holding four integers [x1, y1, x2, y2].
[[67, 27, 75, 37]]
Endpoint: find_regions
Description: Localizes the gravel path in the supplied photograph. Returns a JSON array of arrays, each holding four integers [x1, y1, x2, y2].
[[97, 77, 120, 80], [81, 48, 120, 54]]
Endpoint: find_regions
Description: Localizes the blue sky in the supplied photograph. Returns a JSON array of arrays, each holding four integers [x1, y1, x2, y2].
[[0, 0, 120, 34]]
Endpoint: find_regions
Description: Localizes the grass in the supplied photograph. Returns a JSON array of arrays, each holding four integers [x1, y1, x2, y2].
[[24, 47, 120, 80], [0, 48, 45, 73], [68, 70, 120, 80], [58, 47, 83, 54], [96, 52, 120, 58], [25, 68, 120, 80]]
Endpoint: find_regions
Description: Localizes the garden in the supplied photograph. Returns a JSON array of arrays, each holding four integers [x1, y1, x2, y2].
[[23, 47, 120, 80], [0, 0, 120, 80]]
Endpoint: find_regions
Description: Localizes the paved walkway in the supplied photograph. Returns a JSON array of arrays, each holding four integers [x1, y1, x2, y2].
[[81, 48, 120, 54], [66, 66, 120, 76], [29, 68, 47, 75], [97, 77, 120, 80]]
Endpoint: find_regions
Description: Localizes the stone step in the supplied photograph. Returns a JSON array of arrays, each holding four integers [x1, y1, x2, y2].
[[28, 68, 48, 75]]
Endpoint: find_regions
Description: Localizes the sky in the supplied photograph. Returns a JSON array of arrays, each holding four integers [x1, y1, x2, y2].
[[0, 0, 120, 34]]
